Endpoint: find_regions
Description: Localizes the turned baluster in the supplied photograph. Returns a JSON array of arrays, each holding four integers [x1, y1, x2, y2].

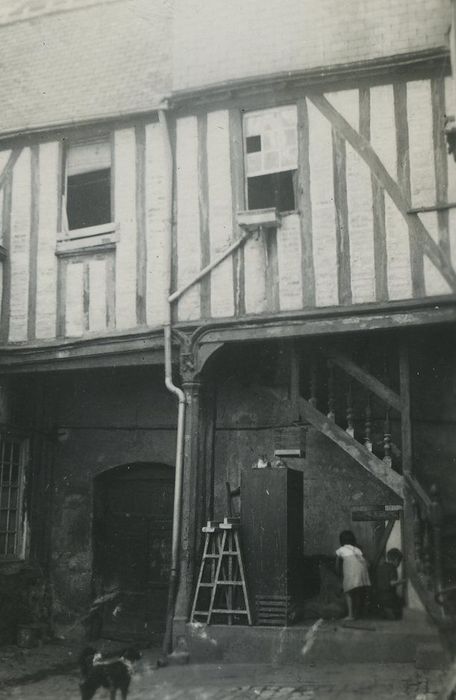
[[383, 408, 392, 468], [346, 380, 354, 437], [327, 361, 335, 421], [364, 394, 372, 452], [309, 359, 318, 408]]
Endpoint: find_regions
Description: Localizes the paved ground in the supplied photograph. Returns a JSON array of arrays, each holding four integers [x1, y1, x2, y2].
[[0, 655, 446, 700]]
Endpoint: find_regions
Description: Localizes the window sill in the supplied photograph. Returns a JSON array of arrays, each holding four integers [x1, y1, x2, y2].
[[237, 208, 281, 230], [0, 559, 27, 575], [56, 222, 118, 257]]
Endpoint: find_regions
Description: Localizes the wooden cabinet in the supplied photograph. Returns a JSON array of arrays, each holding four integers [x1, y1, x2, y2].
[[240, 466, 303, 625]]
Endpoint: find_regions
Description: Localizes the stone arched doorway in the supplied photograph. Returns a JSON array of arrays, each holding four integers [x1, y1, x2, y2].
[[93, 462, 174, 641]]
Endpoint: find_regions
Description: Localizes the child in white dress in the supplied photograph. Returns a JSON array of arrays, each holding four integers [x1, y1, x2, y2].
[[336, 530, 371, 620]]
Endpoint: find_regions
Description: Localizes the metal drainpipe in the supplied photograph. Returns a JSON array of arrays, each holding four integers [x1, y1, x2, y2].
[[159, 108, 186, 659]]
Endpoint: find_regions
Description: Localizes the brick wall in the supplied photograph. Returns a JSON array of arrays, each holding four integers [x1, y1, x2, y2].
[[173, 0, 451, 91]]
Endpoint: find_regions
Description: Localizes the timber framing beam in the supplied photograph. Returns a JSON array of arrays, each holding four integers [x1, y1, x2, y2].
[[190, 296, 456, 366], [308, 94, 456, 293], [0, 330, 172, 373], [0, 149, 22, 192], [324, 351, 401, 412]]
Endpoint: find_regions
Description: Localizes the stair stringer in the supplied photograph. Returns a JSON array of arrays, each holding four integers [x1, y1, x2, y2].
[[299, 398, 403, 498]]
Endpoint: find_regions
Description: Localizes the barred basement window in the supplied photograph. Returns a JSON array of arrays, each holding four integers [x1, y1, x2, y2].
[[0, 436, 26, 559], [244, 105, 298, 212], [64, 138, 112, 232]]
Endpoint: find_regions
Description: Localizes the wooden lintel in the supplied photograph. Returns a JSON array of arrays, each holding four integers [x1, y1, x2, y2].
[[325, 351, 401, 411]]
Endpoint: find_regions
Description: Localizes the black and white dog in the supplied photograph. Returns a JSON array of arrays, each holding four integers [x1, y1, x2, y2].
[[78, 646, 142, 700]]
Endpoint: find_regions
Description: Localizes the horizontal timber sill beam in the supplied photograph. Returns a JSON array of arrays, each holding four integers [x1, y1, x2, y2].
[[189, 295, 456, 350], [0, 328, 177, 373]]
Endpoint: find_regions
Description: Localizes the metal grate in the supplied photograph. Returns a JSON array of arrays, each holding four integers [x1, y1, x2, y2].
[[0, 437, 24, 558]]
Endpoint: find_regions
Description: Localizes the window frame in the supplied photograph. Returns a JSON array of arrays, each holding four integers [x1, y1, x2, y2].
[[0, 434, 29, 562], [242, 104, 299, 215], [60, 135, 115, 240]]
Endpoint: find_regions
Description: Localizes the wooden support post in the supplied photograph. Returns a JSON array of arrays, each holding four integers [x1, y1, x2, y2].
[[399, 337, 413, 609], [173, 348, 216, 637], [399, 339, 412, 475], [174, 376, 203, 636]]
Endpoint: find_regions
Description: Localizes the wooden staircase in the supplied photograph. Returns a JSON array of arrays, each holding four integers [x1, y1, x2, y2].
[[296, 345, 405, 498]]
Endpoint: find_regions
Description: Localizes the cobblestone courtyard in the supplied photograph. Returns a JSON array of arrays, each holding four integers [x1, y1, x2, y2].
[[0, 659, 445, 699]]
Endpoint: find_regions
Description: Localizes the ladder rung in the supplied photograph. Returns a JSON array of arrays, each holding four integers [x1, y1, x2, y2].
[[214, 581, 243, 585], [202, 554, 219, 559], [211, 609, 249, 614], [197, 583, 215, 587], [192, 611, 210, 616], [220, 551, 239, 555]]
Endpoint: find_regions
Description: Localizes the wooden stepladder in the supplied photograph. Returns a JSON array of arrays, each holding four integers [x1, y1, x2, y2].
[[190, 517, 252, 625]]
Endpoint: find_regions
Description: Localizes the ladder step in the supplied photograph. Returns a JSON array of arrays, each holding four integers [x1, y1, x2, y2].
[[211, 609, 249, 614], [202, 554, 219, 559], [214, 581, 243, 586], [192, 611, 210, 617], [197, 583, 216, 587]]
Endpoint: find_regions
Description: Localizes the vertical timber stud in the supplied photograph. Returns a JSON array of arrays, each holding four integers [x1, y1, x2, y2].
[[332, 129, 352, 305], [229, 109, 246, 316], [198, 114, 211, 318], [359, 87, 388, 303], [83, 262, 90, 332], [431, 78, 450, 259], [394, 83, 425, 298], [170, 119, 179, 326], [0, 173, 13, 342], [135, 124, 147, 325], [28, 145, 40, 341], [265, 229, 279, 313], [297, 98, 315, 307]]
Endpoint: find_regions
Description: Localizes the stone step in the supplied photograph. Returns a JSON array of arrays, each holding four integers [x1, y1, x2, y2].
[[186, 611, 443, 666]]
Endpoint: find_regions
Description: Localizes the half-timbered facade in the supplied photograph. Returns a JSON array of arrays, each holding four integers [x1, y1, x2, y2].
[[0, 0, 455, 650]]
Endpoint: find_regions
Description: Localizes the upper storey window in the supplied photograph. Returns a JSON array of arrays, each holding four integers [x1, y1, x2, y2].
[[244, 105, 297, 212], [65, 139, 111, 232]]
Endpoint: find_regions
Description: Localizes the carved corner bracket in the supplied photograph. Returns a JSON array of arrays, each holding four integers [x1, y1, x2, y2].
[[172, 329, 224, 385]]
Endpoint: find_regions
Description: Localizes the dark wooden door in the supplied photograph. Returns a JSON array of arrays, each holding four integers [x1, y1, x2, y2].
[[93, 463, 174, 641]]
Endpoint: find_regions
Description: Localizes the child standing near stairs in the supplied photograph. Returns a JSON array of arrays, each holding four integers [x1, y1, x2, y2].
[[336, 530, 371, 620]]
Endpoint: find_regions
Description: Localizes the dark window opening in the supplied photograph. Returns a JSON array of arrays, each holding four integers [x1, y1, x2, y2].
[[246, 135, 262, 154], [66, 168, 111, 230], [0, 436, 24, 559], [247, 170, 295, 212]]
